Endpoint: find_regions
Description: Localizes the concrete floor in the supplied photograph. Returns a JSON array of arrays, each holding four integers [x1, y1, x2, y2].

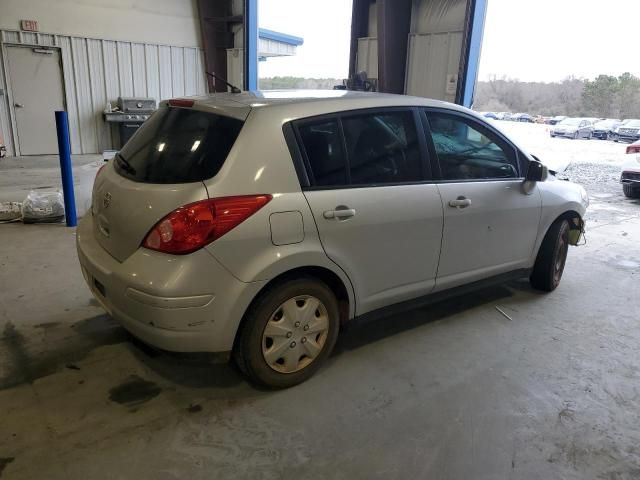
[[0, 155, 103, 217], [1, 167, 640, 479]]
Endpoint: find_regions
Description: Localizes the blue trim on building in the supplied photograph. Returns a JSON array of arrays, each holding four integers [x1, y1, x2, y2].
[[461, 0, 488, 108], [244, 0, 258, 90], [258, 28, 304, 46]]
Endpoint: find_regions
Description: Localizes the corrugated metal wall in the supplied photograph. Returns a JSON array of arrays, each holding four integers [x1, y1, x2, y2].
[[0, 29, 207, 155], [356, 37, 378, 79], [405, 32, 463, 102]]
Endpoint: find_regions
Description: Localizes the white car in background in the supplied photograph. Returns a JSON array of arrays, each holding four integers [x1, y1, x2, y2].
[[549, 118, 593, 139], [622, 141, 640, 198]]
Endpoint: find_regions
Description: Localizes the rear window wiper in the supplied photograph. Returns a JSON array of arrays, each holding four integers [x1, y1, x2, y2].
[[115, 152, 136, 175]]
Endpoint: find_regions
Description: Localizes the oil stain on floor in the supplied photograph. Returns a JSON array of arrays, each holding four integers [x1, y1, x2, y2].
[[108, 375, 162, 407], [0, 457, 15, 478]]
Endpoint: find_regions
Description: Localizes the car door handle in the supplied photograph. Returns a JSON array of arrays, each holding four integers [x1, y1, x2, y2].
[[448, 196, 472, 208], [323, 208, 356, 219]]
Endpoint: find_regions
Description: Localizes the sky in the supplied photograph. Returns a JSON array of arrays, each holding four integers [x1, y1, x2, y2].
[[258, 0, 352, 79], [478, 0, 640, 82], [258, 0, 640, 82]]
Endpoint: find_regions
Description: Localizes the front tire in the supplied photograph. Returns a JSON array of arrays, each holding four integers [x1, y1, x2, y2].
[[233, 277, 340, 388], [530, 219, 571, 292], [623, 183, 640, 198]]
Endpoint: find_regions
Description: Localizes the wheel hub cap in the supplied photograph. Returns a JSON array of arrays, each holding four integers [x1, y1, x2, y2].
[[261, 295, 330, 373]]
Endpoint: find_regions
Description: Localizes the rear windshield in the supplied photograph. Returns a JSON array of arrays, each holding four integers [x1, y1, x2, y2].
[[115, 106, 243, 183]]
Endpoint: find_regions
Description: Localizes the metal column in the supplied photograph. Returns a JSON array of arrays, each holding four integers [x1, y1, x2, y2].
[[458, 0, 488, 108], [244, 0, 258, 91]]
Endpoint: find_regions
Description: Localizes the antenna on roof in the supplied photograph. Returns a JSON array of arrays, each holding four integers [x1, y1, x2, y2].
[[206, 71, 242, 94]]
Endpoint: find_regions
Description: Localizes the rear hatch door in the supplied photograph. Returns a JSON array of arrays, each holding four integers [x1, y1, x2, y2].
[[91, 104, 246, 262]]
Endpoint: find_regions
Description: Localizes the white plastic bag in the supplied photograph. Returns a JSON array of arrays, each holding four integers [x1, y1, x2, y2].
[[0, 202, 22, 222], [21, 190, 65, 224]]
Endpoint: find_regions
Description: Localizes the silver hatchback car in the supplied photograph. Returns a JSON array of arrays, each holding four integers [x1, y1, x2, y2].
[[77, 91, 588, 388]]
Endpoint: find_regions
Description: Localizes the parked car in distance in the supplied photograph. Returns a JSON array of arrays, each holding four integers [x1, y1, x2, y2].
[[511, 113, 534, 123], [548, 115, 567, 125], [483, 112, 498, 120], [622, 140, 640, 198], [591, 119, 621, 140], [77, 90, 588, 388], [496, 112, 511, 120], [549, 118, 593, 139], [615, 119, 640, 143]]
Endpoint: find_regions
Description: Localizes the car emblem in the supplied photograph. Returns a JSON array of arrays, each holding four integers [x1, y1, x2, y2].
[[103, 192, 112, 209]]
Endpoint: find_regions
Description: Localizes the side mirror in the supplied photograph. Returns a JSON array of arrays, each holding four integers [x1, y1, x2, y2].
[[525, 161, 548, 182]]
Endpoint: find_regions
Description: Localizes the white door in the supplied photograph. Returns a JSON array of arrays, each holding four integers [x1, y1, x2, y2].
[[6, 46, 65, 155], [424, 110, 542, 290], [297, 110, 444, 315]]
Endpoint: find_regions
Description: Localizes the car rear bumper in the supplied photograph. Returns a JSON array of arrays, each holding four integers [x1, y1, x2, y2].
[[76, 215, 266, 353], [550, 131, 575, 137], [618, 134, 640, 142], [621, 169, 640, 185]]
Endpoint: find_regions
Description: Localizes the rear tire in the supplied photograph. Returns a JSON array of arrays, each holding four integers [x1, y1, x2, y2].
[[623, 183, 640, 198], [530, 219, 571, 292], [233, 277, 340, 389]]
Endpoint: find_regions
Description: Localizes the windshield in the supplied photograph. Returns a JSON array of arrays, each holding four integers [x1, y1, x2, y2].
[[115, 106, 244, 184], [559, 118, 581, 126]]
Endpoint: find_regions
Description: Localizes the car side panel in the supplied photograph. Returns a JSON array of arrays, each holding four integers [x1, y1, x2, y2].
[[205, 192, 357, 319], [531, 178, 588, 262], [434, 180, 542, 291]]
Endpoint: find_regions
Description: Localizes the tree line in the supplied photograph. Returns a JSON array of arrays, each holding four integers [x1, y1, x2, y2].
[[259, 77, 342, 90], [474, 73, 640, 118], [259, 73, 640, 119]]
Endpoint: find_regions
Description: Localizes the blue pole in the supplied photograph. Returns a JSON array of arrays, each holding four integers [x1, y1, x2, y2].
[[55, 111, 77, 227], [244, 0, 258, 90], [461, 0, 488, 108]]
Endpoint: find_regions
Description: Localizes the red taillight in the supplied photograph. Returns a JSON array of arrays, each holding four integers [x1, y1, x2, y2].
[[168, 98, 194, 108], [626, 144, 640, 154], [142, 195, 272, 254]]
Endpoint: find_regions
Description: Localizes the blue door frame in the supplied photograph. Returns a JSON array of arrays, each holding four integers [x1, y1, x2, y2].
[[244, 0, 258, 91], [459, 0, 488, 108]]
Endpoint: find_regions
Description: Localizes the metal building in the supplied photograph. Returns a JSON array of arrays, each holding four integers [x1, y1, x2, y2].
[[1, 0, 483, 157], [349, 0, 487, 106]]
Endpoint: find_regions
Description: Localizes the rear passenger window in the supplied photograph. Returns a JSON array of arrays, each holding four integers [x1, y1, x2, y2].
[[298, 120, 347, 187], [342, 111, 422, 185], [427, 112, 518, 181], [297, 110, 424, 188]]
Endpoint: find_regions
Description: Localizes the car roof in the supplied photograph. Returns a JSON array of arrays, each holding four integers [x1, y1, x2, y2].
[[163, 90, 471, 120]]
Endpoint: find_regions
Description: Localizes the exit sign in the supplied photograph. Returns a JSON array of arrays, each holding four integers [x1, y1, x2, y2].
[[20, 20, 39, 32]]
